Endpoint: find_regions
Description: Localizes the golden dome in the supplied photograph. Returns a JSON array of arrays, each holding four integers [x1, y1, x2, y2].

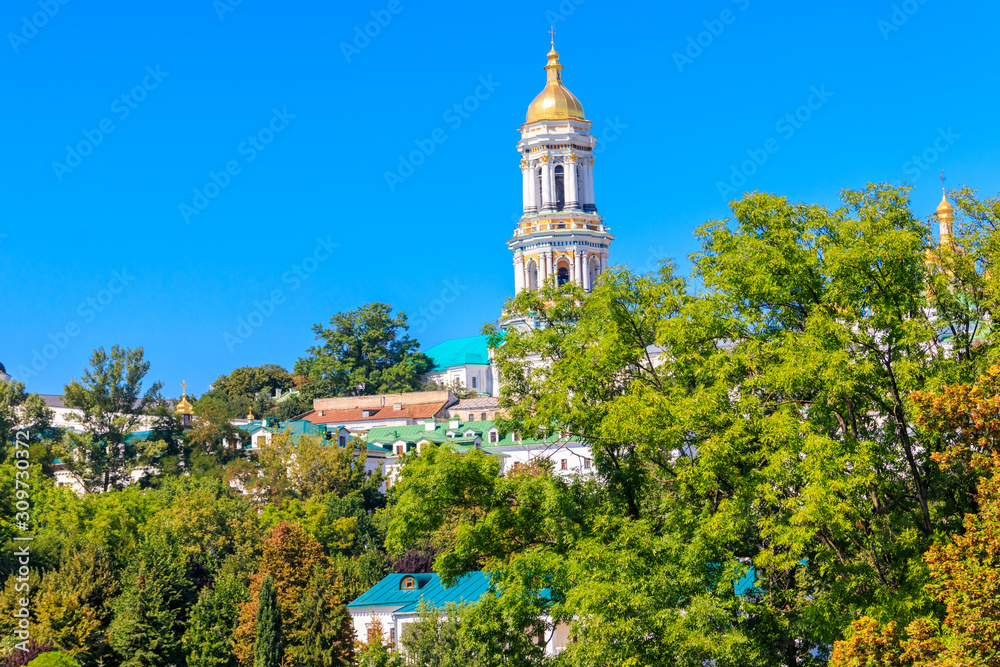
[[936, 190, 955, 216], [526, 46, 585, 123], [175, 380, 194, 416]]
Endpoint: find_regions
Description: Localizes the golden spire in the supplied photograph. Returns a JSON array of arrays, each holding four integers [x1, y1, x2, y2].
[[525, 30, 585, 124], [175, 379, 194, 416], [936, 180, 955, 250], [247, 408, 255, 420]]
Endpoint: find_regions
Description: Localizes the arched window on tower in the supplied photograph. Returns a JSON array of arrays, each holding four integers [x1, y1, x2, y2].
[[526, 259, 538, 291], [557, 265, 570, 285], [554, 165, 565, 211], [588, 256, 599, 289]]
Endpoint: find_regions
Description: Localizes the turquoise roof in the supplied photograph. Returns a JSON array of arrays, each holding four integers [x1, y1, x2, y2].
[[366, 419, 564, 452], [347, 572, 490, 613], [423, 335, 491, 372], [237, 419, 326, 438]]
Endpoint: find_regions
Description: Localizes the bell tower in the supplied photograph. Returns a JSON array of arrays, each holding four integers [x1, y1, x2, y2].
[[508, 34, 614, 294]]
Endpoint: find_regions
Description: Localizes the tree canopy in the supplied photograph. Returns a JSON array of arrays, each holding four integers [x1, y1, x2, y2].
[[294, 303, 432, 398]]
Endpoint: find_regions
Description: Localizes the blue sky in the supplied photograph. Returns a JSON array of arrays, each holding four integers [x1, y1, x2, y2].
[[2, 0, 997, 396]]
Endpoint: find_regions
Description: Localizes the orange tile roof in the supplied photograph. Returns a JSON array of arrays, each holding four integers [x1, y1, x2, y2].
[[301, 402, 447, 425]]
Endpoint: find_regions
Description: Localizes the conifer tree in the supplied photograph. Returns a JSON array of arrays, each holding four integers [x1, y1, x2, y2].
[[288, 571, 353, 667], [253, 575, 283, 667]]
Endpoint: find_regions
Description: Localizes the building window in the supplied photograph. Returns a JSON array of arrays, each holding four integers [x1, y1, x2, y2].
[[395, 444, 405, 456], [481, 412, 487, 420], [339, 435, 347, 447], [584, 458, 592, 469], [527, 260, 539, 290], [401, 576, 416, 590], [255, 435, 267, 448], [561, 459, 568, 470], [471, 376, 477, 389], [489, 431, 498, 443], [557, 265, 569, 285], [367, 625, 380, 644], [390, 627, 396, 644]]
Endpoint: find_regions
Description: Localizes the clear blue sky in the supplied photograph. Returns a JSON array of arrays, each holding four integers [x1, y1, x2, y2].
[[2, 0, 998, 396]]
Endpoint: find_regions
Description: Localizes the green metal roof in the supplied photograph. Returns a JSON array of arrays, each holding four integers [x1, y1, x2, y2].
[[347, 572, 490, 613], [237, 419, 326, 438], [365, 419, 566, 452], [423, 335, 491, 372]]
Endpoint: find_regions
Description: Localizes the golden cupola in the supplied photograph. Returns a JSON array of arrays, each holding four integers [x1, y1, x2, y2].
[[175, 380, 194, 427], [525, 42, 585, 123], [936, 189, 955, 249]]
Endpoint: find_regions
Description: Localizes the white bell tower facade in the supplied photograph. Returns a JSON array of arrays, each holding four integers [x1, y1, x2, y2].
[[508, 39, 613, 295]]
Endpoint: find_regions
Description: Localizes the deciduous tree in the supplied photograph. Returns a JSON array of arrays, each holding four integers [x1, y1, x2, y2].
[[62, 346, 167, 493], [294, 303, 431, 398]]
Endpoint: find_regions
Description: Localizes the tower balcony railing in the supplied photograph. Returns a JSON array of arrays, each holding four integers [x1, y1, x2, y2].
[[514, 222, 606, 235]]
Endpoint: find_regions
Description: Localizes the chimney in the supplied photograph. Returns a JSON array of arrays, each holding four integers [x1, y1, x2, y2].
[[393, 403, 402, 411], [424, 421, 435, 432], [449, 418, 460, 429]]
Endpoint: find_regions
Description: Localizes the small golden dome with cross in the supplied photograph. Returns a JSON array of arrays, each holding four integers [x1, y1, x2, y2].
[[175, 380, 194, 416]]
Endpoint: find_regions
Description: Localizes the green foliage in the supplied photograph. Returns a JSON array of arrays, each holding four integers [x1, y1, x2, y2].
[[252, 575, 283, 667], [196, 365, 295, 421], [400, 600, 469, 667], [473, 184, 1000, 664], [294, 302, 432, 398], [61, 346, 166, 493], [355, 618, 403, 667], [107, 562, 185, 666], [35, 542, 117, 661], [185, 403, 243, 472], [211, 366, 293, 401], [26, 653, 81, 667], [184, 569, 246, 667], [286, 570, 353, 667], [0, 381, 53, 450]]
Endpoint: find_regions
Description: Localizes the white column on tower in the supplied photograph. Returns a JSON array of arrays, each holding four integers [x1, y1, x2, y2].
[[521, 162, 530, 214], [530, 163, 540, 213], [514, 253, 525, 293], [566, 159, 580, 209], [583, 254, 592, 291], [540, 160, 553, 212], [585, 159, 596, 210]]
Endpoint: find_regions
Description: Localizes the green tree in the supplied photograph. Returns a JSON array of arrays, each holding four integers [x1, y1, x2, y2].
[[0, 380, 53, 449], [355, 618, 403, 667], [463, 184, 996, 663], [233, 522, 326, 666], [294, 303, 432, 398], [252, 575, 283, 667], [184, 572, 245, 667], [35, 542, 118, 662], [257, 432, 373, 501], [62, 346, 167, 493], [400, 600, 468, 667], [211, 366, 293, 400], [186, 403, 243, 471], [287, 570, 353, 667], [107, 565, 184, 666], [25, 653, 81, 667]]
